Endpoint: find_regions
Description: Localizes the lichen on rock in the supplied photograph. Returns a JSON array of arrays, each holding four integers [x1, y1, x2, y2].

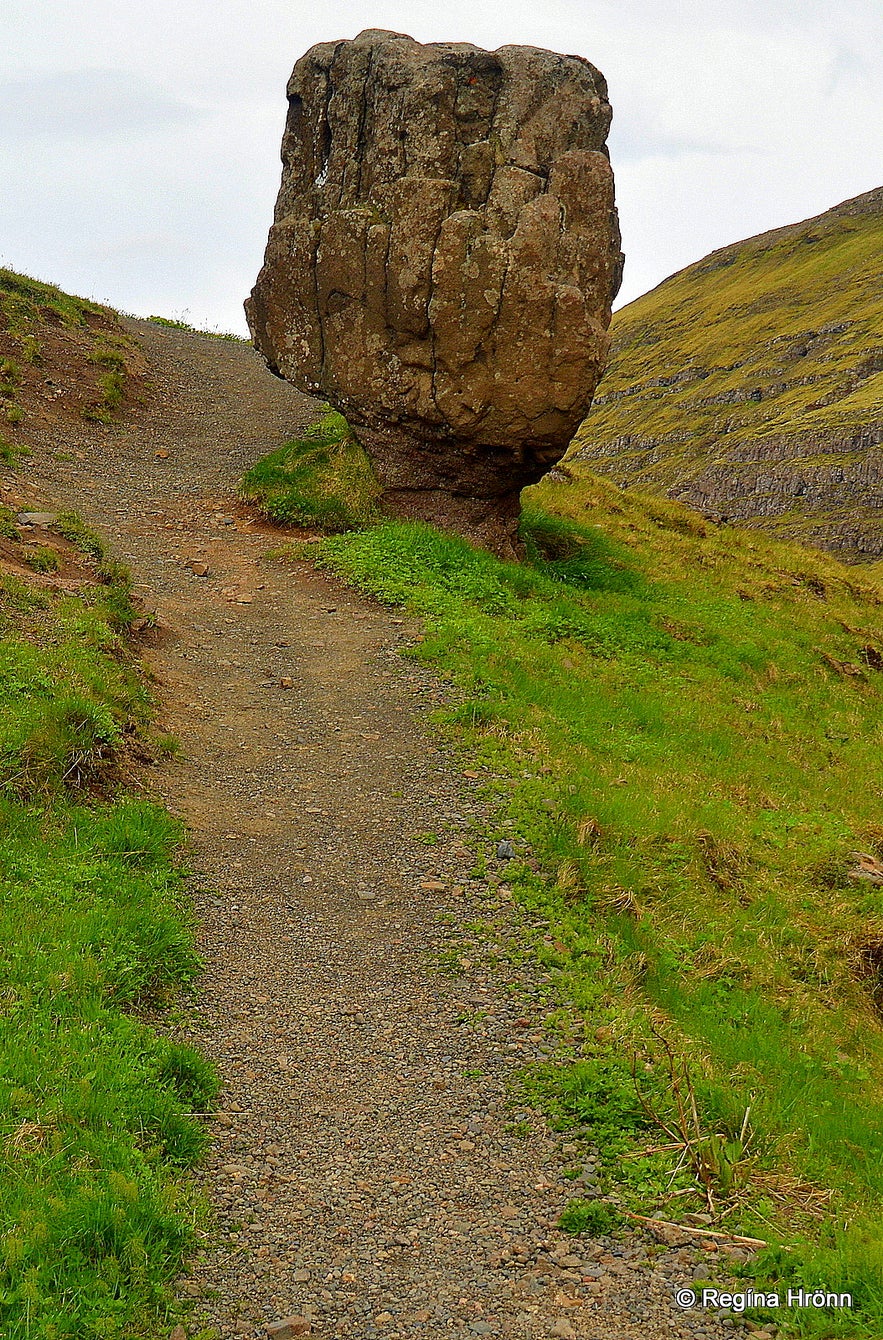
[[246, 29, 623, 554]]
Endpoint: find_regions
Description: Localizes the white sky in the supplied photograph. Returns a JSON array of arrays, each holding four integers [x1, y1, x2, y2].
[[2, 0, 881, 334]]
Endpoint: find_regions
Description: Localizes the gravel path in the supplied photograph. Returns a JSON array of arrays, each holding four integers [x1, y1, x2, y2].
[[22, 320, 752, 1340]]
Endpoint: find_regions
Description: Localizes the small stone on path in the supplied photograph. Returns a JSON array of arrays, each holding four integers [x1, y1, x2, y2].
[[17, 511, 57, 526], [266, 1318, 311, 1339]]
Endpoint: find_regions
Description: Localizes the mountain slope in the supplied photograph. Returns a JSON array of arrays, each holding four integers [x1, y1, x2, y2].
[[568, 187, 883, 559]]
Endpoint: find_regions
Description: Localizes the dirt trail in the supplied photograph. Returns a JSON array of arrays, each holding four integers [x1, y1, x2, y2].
[[25, 320, 737, 1340]]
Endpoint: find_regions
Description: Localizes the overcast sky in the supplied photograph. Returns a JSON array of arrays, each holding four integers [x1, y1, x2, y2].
[[2, 0, 881, 334]]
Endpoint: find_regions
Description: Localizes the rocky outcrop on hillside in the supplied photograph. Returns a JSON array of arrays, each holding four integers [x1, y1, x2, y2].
[[246, 29, 623, 553], [568, 188, 883, 560]]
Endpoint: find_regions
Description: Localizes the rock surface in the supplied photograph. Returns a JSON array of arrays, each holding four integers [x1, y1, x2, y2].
[[246, 29, 623, 552]]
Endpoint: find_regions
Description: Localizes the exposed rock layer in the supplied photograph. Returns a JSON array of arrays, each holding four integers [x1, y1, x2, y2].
[[246, 29, 622, 551], [569, 188, 883, 560]]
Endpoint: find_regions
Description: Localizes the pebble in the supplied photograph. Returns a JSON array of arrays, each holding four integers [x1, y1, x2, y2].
[[266, 1319, 311, 1339]]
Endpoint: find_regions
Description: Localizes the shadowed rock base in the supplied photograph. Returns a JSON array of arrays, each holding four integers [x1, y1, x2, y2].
[[381, 488, 524, 560], [356, 422, 553, 558]]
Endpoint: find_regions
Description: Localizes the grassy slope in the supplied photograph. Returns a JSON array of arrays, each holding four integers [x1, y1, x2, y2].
[[568, 190, 883, 543], [0, 525, 215, 1335], [0, 268, 141, 434], [285, 470, 883, 1336]]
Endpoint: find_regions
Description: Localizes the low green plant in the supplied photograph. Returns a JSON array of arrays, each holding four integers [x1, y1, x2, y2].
[[52, 510, 105, 561], [241, 410, 382, 532], [83, 347, 126, 422], [0, 505, 19, 540], [299, 472, 883, 1334], [25, 544, 61, 574], [0, 358, 22, 426], [0, 357, 20, 397], [0, 435, 29, 466], [148, 313, 245, 342], [0, 553, 215, 1333], [153, 731, 182, 758], [89, 343, 127, 374], [560, 1199, 623, 1235]]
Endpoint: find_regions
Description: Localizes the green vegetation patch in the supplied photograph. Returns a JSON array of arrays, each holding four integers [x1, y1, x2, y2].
[[302, 471, 883, 1334], [0, 434, 29, 467], [0, 269, 139, 430], [240, 410, 382, 532], [82, 341, 129, 423], [569, 194, 883, 536], [0, 269, 106, 335], [0, 552, 215, 1335], [147, 314, 245, 341], [0, 560, 146, 797]]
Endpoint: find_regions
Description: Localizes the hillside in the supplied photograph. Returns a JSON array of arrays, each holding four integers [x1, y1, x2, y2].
[[9, 262, 883, 1333], [567, 188, 883, 559], [0, 274, 746, 1339]]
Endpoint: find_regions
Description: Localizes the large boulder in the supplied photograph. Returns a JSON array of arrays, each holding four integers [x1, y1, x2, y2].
[[246, 29, 623, 553]]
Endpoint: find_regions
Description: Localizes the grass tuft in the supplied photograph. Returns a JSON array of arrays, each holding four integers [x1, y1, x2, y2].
[[0, 435, 29, 467], [240, 410, 382, 532]]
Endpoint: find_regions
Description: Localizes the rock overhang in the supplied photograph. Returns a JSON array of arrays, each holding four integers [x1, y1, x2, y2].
[[246, 29, 623, 553]]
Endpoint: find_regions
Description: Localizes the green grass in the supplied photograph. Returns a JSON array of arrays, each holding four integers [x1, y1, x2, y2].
[[0, 435, 29, 467], [53, 511, 105, 562], [0, 357, 21, 398], [147, 314, 245, 342], [240, 409, 382, 531], [0, 554, 215, 1336], [569, 191, 883, 547], [286, 465, 883, 1335], [1, 269, 138, 429], [560, 1199, 623, 1236], [25, 545, 61, 574], [82, 342, 129, 423], [0, 269, 107, 333]]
